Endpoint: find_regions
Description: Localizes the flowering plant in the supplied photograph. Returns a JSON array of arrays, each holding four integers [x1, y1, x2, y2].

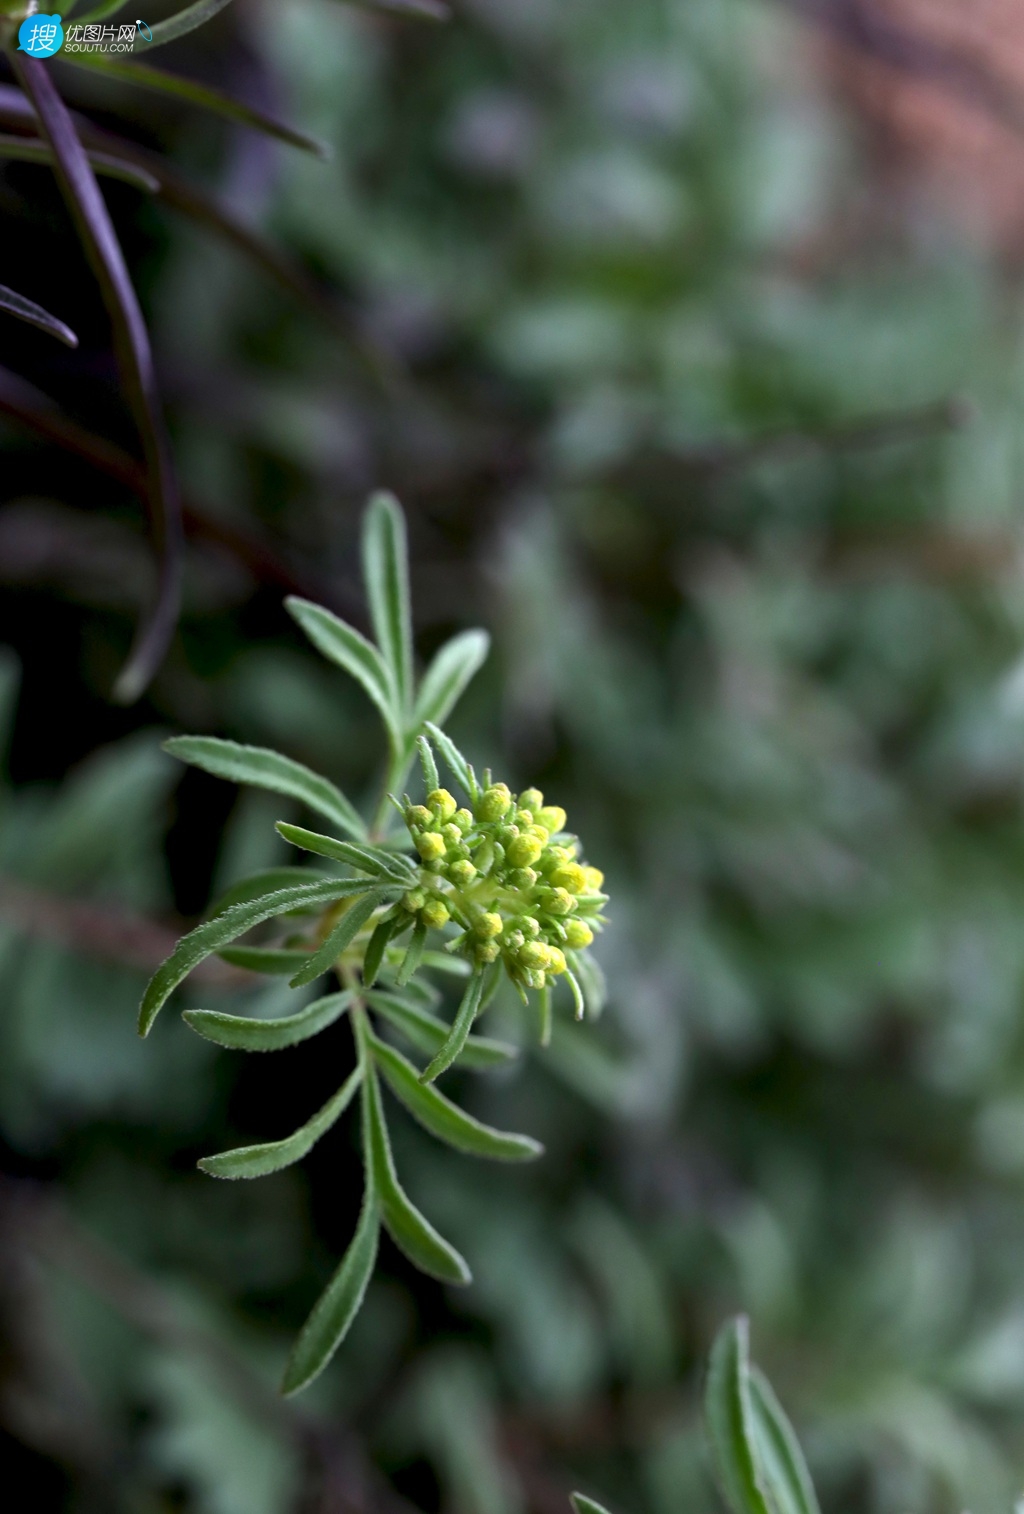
[[138, 494, 607, 1394]]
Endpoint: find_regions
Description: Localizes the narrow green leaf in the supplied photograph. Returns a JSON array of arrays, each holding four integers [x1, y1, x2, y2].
[[0, 135, 160, 192], [414, 630, 490, 731], [420, 971, 486, 1084], [366, 990, 517, 1069], [362, 492, 413, 717], [207, 867, 331, 918], [748, 1367, 821, 1514], [705, 1317, 772, 1514], [216, 945, 312, 974], [396, 920, 427, 988], [422, 722, 478, 802], [363, 1061, 471, 1285], [570, 950, 608, 1019], [164, 736, 366, 840], [183, 990, 354, 1052], [537, 983, 552, 1048], [363, 915, 401, 989], [61, 56, 330, 158], [144, 0, 236, 47], [370, 1032, 542, 1161], [276, 822, 413, 882], [565, 969, 585, 1021], [138, 879, 371, 1036], [286, 598, 400, 741], [281, 1185, 379, 1396], [198, 1065, 362, 1180], [289, 888, 397, 988], [417, 734, 439, 793], [0, 281, 77, 347], [571, 1496, 617, 1514]]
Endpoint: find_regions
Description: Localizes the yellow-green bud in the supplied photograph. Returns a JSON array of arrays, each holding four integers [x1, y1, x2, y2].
[[546, 946, 568, 975], [518, 788, 544, 814], [543, 846, 573, 870], [496, 823, 519, 847], [403, 887, 427, 912], [523, 969, 547, 990], [421, 899, 450, 929], [476, 783, 512, 822], [448, 859, 477, 887], [550, 862, 587, 894], [416, 831, 446, 863], [406, 804, 432, 828], [583, 866, 605, 891], [476, 912, 503, 939], [546, 887, 577, 916], [537, 806, 567, 834], [564, 919, 594, 948], [504, 929, 525, 953], [508, 867, 537, 890], [454, 808, 473, 833], [514, 808, 535, 828], [442, 823, 464, 847], [518, 940, 551, 972], [475, 939, 500, 964], [526, 824, 550, 846], [521, 917, 540, 938], [507, 834, 544, 869], [427, 788, 458, 822]]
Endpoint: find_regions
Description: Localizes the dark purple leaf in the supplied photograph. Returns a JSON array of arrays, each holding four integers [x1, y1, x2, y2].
[[11, 55, 183, 702]]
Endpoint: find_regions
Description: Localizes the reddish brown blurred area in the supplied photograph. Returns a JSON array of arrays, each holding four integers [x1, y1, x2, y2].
[[816, 0, 1024, 250]]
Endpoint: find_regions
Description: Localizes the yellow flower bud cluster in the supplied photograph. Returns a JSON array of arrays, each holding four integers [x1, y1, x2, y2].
[[402, 779, 605, 995]]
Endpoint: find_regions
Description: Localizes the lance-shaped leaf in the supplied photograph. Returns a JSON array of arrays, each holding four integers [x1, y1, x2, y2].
[[165, 736, 365, 840], [414, 630, 490, 732], [198, 1066, 362, 1179], [363, 915, 404, 989], [571, 1497, 616, 1514], [363, 1058, 470, 1285], [420, 970, 487, 1084], [423, 723, 478, 802], [289, 887, 398, 988], [396, 920, 427, 988], [0, 132, 160, 192], [183, 989, 354, 1052], [705, 1317, 773, 1514], [282, 1184, 379, 1396], [217, 945, 313, 974], [0, 282, 78, 348], [144, 0, 237, 47], [417, 734, 439, 792], [747, 1366, 821, 1514], [370, 1033, 542, 1161], [138, 878, 372, 1036], [286, 597, 400, 742], [61, 55, 329, 158], [13, 54, 182, 704], [366, 990, 516, 1069], [207, 867, 332, 917], [276, 823, 413, 883], [362, 492, 413, 718]]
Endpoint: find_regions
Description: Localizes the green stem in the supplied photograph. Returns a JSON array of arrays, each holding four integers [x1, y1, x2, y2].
[[370, 737, 410, 842]]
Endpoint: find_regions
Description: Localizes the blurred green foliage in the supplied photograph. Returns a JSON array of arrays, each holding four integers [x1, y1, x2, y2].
[[6, 0, 1024, 1512]]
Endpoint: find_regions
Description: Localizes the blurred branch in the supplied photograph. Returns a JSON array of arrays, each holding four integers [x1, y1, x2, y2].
[[0, 874, 252, 983], [0, 365, 345, 610], [778, 0, 1024, 137]]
